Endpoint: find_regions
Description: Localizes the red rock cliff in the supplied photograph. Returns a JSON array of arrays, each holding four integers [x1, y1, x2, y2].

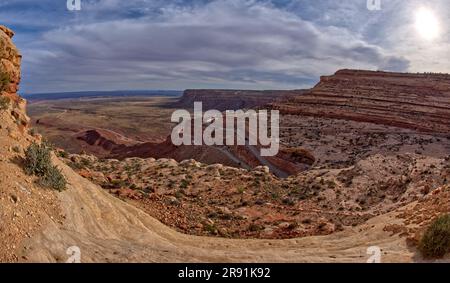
[[0, 25, 29, 129], [272, 69, 450, 133]]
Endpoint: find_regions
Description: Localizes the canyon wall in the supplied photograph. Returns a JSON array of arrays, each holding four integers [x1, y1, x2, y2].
[[271, 69, 450, 133]]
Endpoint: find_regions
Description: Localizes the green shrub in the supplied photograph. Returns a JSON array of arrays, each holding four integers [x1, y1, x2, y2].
[[24, 142, 67, 191], [24, 143, 52, 176], [419, 214, 450, 258], [37, 165, 67, 192], [0, 96, 10, 111]]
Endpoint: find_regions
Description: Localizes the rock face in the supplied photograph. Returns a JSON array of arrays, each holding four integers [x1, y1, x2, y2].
[[1, 26, 61, 262], [0, 25, 29, 129], [0, 26, 21, 93], [174, 89, 304, 111], [271, 69, 450, 133]]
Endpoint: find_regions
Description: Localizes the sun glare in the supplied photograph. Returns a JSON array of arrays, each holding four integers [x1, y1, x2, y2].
[[415, 8, 440, 41]]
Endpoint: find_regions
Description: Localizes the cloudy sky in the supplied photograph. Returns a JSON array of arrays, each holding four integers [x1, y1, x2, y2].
[[1, 0, 449, 93]]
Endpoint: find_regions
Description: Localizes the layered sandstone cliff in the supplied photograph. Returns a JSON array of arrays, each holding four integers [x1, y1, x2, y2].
[[271, 69, 450, 133], [0, 25, 29, 129]]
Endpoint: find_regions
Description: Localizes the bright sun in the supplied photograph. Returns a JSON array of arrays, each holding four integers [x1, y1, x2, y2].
[[415, 8, 440, 40]]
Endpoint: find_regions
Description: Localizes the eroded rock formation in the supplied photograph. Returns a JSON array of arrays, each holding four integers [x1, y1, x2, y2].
[[271, 69, 450, 133], [0, 25, 29, 129]]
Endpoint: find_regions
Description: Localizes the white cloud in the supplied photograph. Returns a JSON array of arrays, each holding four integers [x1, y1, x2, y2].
[[15, 0, 415, 93]]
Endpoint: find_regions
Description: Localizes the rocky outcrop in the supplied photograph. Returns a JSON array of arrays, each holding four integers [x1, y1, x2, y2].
[[0, 25, 29, 129], [271, 69, 450, 133], [174, 89, 304, 111]]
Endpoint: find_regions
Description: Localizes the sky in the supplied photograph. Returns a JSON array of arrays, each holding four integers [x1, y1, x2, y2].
[[0, 0, 449, 93]]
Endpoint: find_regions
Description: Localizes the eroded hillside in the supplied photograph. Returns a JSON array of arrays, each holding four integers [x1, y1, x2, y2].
[[271, 69, 450, 132]]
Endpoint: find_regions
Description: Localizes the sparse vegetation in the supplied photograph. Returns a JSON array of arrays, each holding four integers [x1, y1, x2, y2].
[[419, 214, 450, 258], [248, 223, 263, 232], [204, 223, 218, 234], [0, 72, 10, 92], [24, 142, 67, 191], [0, 95, 10, 111], [179, 179, 190, 189], [24, 143, 52, 176], [28, 128, 38, 136], [57, 150, 69, 158], [37, 165, 67, 192]]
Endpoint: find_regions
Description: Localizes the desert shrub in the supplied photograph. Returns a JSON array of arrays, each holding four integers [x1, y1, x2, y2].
[[0, 73, 10, 92], [28, 128, 38, 136], [37, 165, 67, 192], [204, 223, 217, 234], [109, 179, 127, 189], [282, 197, 295, 206], [24, 142, 67, 191], [24, 143, 52, 176], [419, 214, 450, 258], [80, 158, 91, 168], [248, 223, 263, 232], [175, 189, 184, 199], [0, 96, 10, 111], [57, 150, 69, 158], [179, 179, 190, 189]]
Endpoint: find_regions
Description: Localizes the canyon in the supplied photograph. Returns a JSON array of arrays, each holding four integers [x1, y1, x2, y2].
[[1, 25, 449, 262]]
